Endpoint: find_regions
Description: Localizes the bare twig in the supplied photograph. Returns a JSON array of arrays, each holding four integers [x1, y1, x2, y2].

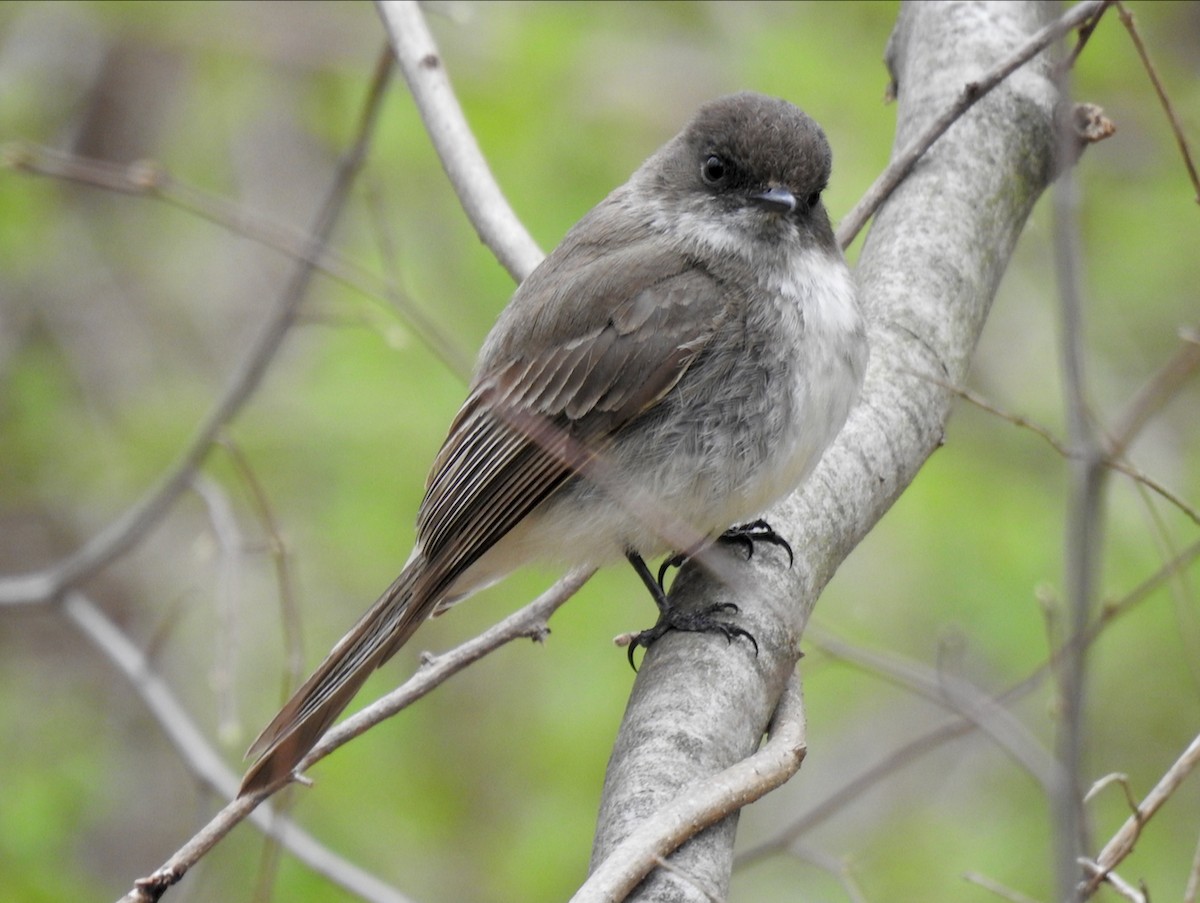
[[1080, 861, 1147, 903], [1109, 325, 1200, 457], [0, 46, 397, 608], [361, 170, 474, 378], [1082, 772, 1136, 808], [374, 0, 544, 282], [217, 435, 305, 697], [574, 676, 807, 903], [938, 378, 1200, 526], [117, 567, 592, 902], [1080, 731, 1200, 897], [736, 539, 1200, 869], [298, 568, 592, 772], [0, 144, 471, 377], [808, 628, 1061, 791], [836, 0, 1110, 249], [1113, 1, 1200, 204], [1062, 0, 1109, 70], [788, 846, 869, 903]]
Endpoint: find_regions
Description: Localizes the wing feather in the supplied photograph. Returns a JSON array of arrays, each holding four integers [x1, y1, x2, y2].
[[414, 247, 729, 591]]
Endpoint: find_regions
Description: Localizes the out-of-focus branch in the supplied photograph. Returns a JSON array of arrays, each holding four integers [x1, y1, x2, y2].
[[0, 46, 397, 608], [1052, 57, 1104, 900], [117, 568, 591, 903], [1109, 325, 1200, 457], [736, 538, 1200, 871], [1113, 1, 1200, 205], [809, 629, 1061, 791], [62, 589, 414, 903], [937, 378, 1200, 526], [374, 0, 544, 283], [0, 142, 473, 379]]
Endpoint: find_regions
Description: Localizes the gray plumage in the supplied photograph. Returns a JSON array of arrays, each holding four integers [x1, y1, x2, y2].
[[240, 92, 867, 794]]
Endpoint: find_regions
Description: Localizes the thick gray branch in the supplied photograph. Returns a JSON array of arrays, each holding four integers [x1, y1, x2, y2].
[[588, 2, 1062, 899]]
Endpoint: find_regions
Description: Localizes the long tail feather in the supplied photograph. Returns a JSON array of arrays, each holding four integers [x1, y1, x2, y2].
[[239, 563, 428, 794]]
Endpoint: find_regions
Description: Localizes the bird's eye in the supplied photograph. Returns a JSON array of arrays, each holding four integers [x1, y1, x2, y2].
[[701, 154, 728, 185], [806, 190, 822, 208]]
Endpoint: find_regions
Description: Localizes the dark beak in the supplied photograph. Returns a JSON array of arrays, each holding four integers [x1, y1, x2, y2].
[[749, 186, 798, 214]]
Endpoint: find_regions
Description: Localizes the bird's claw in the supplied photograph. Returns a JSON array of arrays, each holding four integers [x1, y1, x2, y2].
[[626, 601, 759, 670]]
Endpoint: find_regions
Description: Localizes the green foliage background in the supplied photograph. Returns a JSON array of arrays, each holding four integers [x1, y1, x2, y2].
[[1, 2, 1198, 901]]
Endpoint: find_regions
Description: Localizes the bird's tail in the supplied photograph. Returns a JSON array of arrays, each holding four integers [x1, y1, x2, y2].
[[239, 562, 427, 795]]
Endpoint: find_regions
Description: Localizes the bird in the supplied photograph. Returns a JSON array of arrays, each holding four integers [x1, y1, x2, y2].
[[239, 91, 867, 795]]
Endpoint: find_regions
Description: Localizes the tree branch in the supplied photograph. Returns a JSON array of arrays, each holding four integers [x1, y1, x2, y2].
[[836, 0, 1109, 249], [62, 588, 414, 903], [116, 568, 592, 902], [0, 45, 396, 608], [577, 676, 806, 903]]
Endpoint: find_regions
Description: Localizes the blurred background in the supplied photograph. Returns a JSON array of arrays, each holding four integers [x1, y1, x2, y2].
[[1, 2, 1198, 901]]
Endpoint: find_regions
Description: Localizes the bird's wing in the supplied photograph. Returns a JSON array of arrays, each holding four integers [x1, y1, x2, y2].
[[413, 244, 731, 602]]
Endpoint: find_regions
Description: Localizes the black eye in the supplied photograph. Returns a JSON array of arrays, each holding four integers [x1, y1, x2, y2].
[[806, 190, 822, 208], [701, 154, 728, 185]]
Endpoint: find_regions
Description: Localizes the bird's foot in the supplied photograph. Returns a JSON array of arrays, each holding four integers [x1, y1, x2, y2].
[[717, 518, 794, 566], [655, 519, 794, 590], [625, 600, 758, 670]]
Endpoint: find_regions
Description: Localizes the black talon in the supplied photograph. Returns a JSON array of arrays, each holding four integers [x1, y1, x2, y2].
[[623, 550, 759, 671], [655, 551, 688, 591], [626, 602, 758, 669], [718, 518, 794, 567]]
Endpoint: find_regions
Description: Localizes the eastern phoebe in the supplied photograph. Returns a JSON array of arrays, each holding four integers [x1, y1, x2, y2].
[[240, 92, 867, 794]]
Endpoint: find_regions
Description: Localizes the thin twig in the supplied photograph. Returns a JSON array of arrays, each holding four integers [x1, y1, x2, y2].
[[362, 169, 474, 378], [1108, 325, 1200, 457], [217, 435, 306, 696], [938, 378, 1200, 526], [298, 568, 593, 773], [836, 0, 1110, 248], [0, 144, 472, 377], [1080, 731, 1200, 897], [788, 846, 869, 903], [1113, 1, 1200, 204], [1080, 861, 1147, 903], [1062, 0, 1109, 70], [1185, 828, 1200, 903], [374, 0, 543, 282]]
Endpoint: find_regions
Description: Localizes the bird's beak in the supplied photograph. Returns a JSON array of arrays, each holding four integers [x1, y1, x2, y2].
[[749, 186, 798, 214]]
